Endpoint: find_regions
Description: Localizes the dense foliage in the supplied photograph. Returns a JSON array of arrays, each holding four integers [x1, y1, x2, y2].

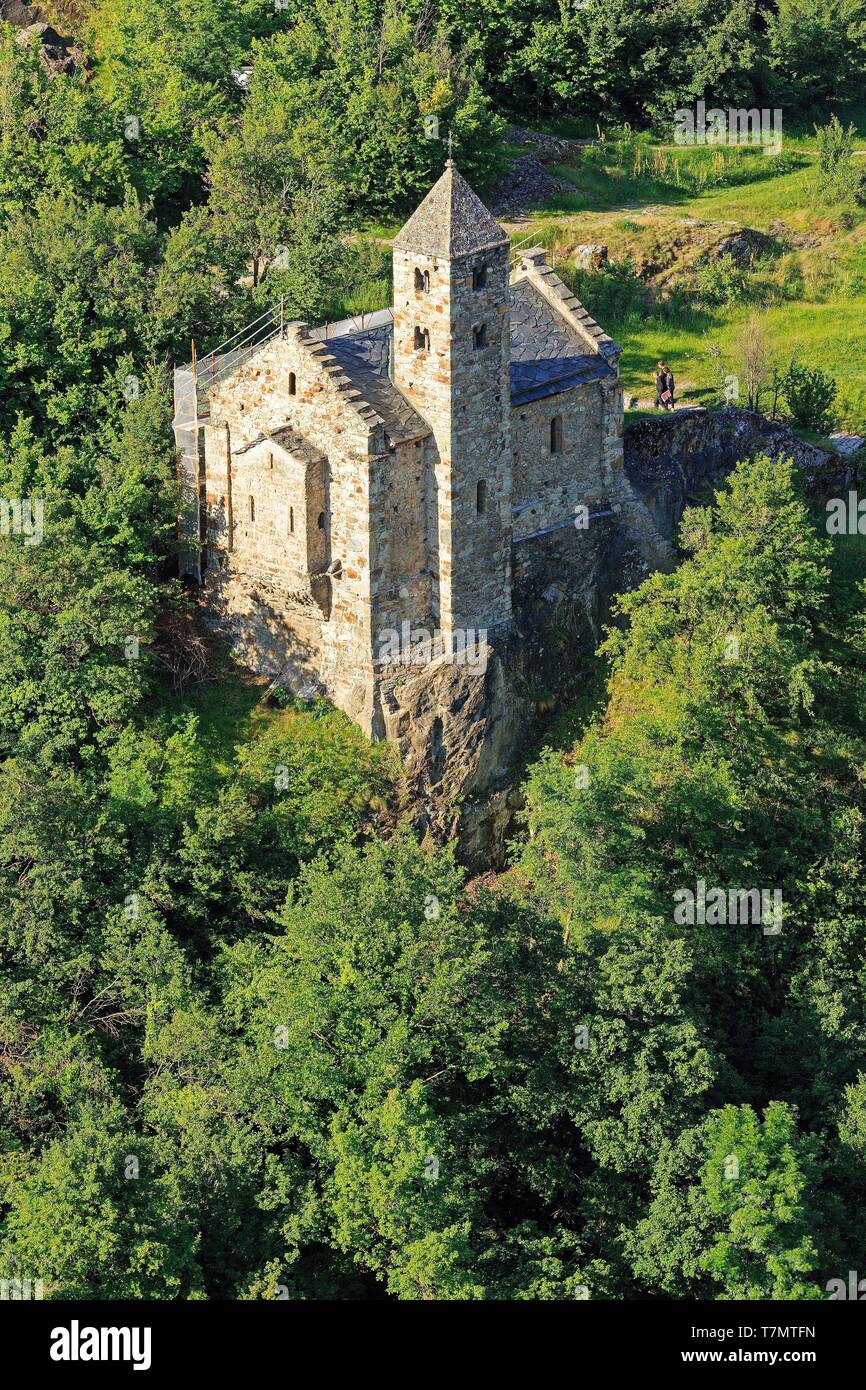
[[1, 0, 866, 1301]]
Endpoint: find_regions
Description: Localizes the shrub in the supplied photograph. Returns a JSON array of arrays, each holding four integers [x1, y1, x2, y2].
[[780, 363, 838, 433], [692, 254, 750, 307], [814, 115, 866, 204]]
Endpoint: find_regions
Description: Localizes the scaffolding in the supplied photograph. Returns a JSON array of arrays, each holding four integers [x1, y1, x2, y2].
[[172, 301, 395, 579]]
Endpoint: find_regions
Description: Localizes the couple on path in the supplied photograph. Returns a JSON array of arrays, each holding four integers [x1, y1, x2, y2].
[[654, 360, 675, 410]]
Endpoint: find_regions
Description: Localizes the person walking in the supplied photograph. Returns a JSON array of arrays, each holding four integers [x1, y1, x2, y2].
[[655, 360, 675, 410]]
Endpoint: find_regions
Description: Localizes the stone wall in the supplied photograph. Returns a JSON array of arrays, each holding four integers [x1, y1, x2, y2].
[[220, 436, 325, 585], [203, 327, 391, 732], [392, 243, 513, 636], [511, 383, 606, 539], [369, 435, 435, 646]]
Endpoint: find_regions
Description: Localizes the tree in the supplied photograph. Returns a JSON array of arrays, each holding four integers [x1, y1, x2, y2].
[[627, 1104, 827, 1299], [0, 1102, 201, 1298], [767, 0, 866, 109]]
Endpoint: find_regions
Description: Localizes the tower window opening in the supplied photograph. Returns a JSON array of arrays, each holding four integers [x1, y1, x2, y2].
[[414, 268, 430, 292], [550, 415, 563, 454], [288, 372, 297, 396], [473, 324, 487, 350], [414, 326, 430, 351], [249, 496, 255, 522], [473, 266, 487, 291], [476, 479, 487, 515], [317, 512, 325, 529]]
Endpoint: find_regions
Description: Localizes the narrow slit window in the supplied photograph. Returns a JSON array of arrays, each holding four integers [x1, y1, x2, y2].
[[268, 452, 274, 470], [550, 415, 563, 454], [249, 496, 255, 522], [473, 324, 486, 350], [414, 326, 430, 351], [317, 512, 325, 529], [476, 479, 487, 515], [289, 505, 294, 534], [473, 266, 487, 291], [288, 372, 297, 396]]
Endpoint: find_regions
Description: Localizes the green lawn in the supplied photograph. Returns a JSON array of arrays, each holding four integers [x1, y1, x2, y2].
[[501, 133, 866, 432]]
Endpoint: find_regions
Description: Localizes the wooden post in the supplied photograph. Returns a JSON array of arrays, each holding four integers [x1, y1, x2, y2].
[[226, 425, 234, 554]]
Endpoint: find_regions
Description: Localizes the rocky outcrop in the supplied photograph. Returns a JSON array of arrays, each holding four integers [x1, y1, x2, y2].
[[708, 227, 776, 268], [380, 633, 531, 864], [624, 407, 855, 540], [0, 0, 44, 25], [404, 408, 856, 869], [14, 19, 90, 80], [574, 244, 609, 271], [491, 156, 565, 215]]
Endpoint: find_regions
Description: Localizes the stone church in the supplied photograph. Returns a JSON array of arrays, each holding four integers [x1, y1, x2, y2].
[[177, 161, 657, 739]]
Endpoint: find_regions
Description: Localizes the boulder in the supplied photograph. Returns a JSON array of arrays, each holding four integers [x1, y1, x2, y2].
[[14, 18, 90, 81], [574, 243, 609, 271], [709, 227, 776, 268], [491, 155, 565, 216]]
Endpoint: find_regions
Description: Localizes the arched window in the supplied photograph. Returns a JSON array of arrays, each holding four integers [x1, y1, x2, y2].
[[414, 267, 430, 292], [550, 415, 563, 454], [414, 326, 430, 351], [473, 266, 487, 291], [476, 479, 487, 515], [317, 511, 325, 529], [473, 324, 487, 350], [288, 372, 297, 396]]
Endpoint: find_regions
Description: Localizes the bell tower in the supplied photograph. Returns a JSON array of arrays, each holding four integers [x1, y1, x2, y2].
[[392, 160, 512, 638]]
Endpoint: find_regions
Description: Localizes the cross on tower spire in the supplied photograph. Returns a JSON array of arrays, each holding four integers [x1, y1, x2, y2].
[[446, 130, 454, 164]]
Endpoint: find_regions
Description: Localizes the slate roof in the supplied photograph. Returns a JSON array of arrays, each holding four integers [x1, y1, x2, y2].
[[322, 274, 618, 417], [232, 427, 325, 463], [509, 355, 614, 406], [326, 329, 429, 444], [507, 276, 615, 400], [393, 161, 509, 260]]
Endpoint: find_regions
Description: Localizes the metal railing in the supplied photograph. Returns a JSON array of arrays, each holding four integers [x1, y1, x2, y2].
[[179, 301, 395, 426]]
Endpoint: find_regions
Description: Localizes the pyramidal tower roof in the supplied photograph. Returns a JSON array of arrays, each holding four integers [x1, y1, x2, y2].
[[393, 160, 509, 259]]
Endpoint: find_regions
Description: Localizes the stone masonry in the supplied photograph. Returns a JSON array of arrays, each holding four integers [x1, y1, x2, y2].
[[178, 162, 670, 738]]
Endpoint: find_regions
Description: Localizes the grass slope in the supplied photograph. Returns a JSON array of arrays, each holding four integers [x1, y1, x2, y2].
[[494, 131, 866, 431]]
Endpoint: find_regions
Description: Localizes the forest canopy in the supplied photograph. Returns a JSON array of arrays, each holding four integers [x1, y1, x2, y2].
[[1, 0, 866, 1300]]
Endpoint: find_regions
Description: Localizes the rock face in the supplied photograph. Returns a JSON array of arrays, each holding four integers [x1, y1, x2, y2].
[[0, 0, 44, 25], [405, 407, 856, 869], [708, 227, 776, 268], [491, 155, 565, 215], [574, 244, 609, 271], [623, 407, 855, 541], [380, 632, 531, 862]]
